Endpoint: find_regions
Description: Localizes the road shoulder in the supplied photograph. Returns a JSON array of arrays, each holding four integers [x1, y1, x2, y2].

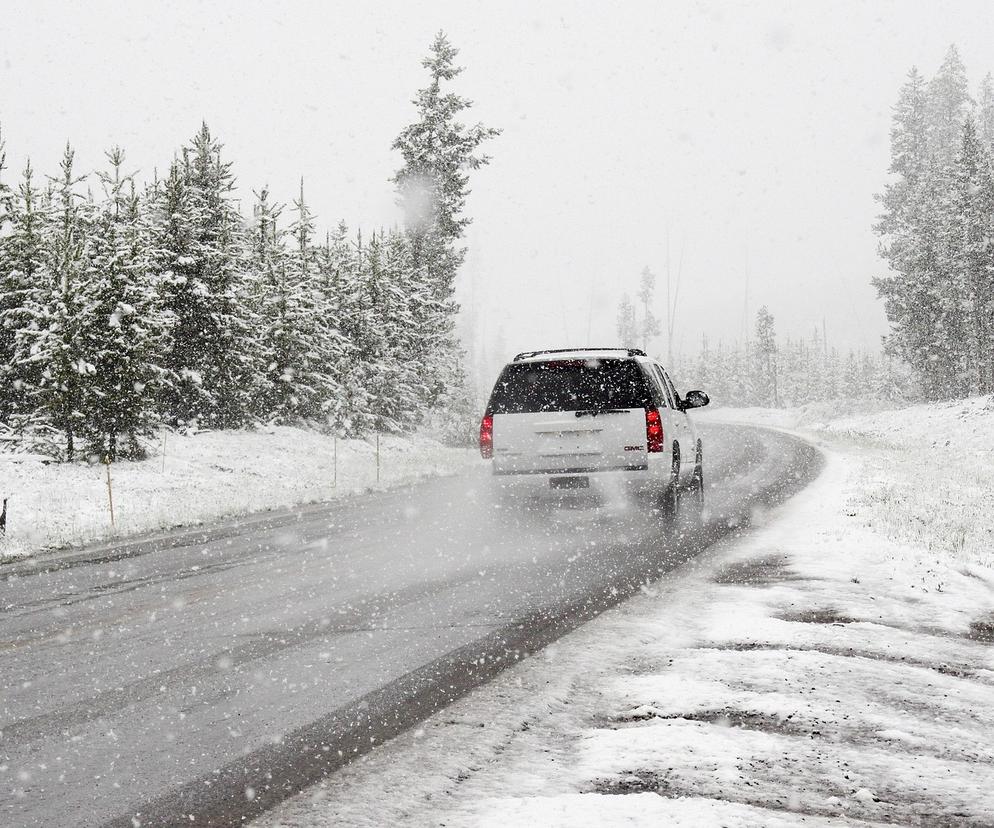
[[0, 427, 475, 564]]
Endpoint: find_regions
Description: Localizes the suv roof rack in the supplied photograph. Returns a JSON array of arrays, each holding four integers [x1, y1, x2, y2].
[[512, 347, 647, 362]]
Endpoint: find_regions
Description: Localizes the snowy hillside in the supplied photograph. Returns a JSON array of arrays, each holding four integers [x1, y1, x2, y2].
[[0, 428, 475, 562]]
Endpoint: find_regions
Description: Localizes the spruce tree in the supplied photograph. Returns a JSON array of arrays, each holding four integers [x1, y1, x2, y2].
[[392, 32, 500, 301], [253, 182, 343, 423], [875, 62, 965, 399], [977, 73, 994, 148], [0, 128, 21, 423], [951, 118, 994, 393], [926, 46, 972, 169], [16, 145, 92, 459], [616, 294, 638, 345], [1, 161, 48, 427], [0, 124, 11, 236], [752, 306, 779, 407], [392, 32, 499, 442], [637, 266, 662, 353], [154, 124, 257, 428], [333, 227, 378, 436], [81, 148, 163, 458], [314, 221, 359, 431]]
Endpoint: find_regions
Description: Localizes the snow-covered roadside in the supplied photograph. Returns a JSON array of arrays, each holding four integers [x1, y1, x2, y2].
[[0, 427, 475, 561], [257, 396, 994, 826], [705, 396, 994, 567]]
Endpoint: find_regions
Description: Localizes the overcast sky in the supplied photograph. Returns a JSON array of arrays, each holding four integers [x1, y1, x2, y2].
[[3, 1, 994, 379]]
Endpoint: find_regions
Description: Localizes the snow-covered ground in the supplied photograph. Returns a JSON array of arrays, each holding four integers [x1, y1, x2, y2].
[[257, 396, 994, 826], [0, 428, 475, 562]]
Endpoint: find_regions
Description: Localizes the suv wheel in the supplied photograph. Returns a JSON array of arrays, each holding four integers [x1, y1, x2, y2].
[[660, 443, 680, 520], [687, 440, 705, 518]]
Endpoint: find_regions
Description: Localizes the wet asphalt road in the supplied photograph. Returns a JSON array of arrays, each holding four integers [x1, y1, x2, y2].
[[0, 423, 821, 827]]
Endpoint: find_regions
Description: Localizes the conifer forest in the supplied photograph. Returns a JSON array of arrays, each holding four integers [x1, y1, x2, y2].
[[0, 33, 498, 461]]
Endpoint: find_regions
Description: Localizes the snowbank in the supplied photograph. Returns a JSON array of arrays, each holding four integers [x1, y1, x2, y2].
[[708, 395, 994, 567], [256, 396, 994, 826], [0, 427, 476, 561]]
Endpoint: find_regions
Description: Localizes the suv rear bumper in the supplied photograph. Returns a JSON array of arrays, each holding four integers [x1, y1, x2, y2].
[[493, 463, 647, 475], [491, 463, 666, 501]]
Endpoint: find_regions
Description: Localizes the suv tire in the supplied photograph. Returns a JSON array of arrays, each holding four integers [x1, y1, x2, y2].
[[660, 443, 680, 520]]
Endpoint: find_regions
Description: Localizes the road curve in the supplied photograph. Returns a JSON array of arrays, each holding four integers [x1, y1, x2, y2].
[[0, 423, 822, 827]]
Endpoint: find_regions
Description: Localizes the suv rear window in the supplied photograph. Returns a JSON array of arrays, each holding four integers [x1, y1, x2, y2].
[[488, 359, 652, 414]]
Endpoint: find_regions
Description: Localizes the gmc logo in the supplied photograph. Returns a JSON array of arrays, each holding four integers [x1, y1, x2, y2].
[[624, 445, 644, 451]]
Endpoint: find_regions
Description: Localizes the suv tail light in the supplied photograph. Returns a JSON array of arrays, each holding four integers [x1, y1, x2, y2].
[[645, 408, 664, 452], [479, 413, 494, 459]]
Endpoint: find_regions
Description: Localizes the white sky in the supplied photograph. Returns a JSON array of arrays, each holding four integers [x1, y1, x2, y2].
[[3, 0, 993, 378]]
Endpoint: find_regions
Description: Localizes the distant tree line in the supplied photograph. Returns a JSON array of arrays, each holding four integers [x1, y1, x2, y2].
[[0, 32, 497, 461], [673, 308, 915, 408], [876, 45, 994, 399], [616, 295, 915, 408]]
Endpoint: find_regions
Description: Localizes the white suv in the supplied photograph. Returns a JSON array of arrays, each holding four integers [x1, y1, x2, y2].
[[479, 348, 709, 514]]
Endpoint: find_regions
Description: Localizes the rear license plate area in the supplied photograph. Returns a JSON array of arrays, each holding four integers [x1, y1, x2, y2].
[[550, 476, 589, 490]]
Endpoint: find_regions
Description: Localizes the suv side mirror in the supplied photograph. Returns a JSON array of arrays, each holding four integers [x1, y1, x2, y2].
[[681, 390, 710, 410]]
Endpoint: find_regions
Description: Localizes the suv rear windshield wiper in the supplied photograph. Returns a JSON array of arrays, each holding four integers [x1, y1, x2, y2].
[[574, 408, 629, 417]]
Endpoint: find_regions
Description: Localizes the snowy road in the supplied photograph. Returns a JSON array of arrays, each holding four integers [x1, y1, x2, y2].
[[0, 423, 820, 828]]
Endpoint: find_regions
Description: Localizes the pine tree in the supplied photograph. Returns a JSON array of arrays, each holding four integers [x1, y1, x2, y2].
[[333, 228, 378, 436], [841, 350, 861, 395], [926, 45, 972, 169], [314, 221, 360, 431], [752, 306, 779, 406], [950, 118, 994, 393], [637, 266, 661, 353], [253, 182, 343, 423], [874, 60, 972, 400], [392, 31, 500, 301], [0, 127, 25, 424], [81, 148, 163, 459], [977, 73, 994, 148], [0, 124, 12, 237], [392, 32, 499, 442], [616, 294, 638, 345], [154, 124, 257, 428], [16, 145, 92, 459], [2, 160, 49, 427], [377, 228, 428, 428]]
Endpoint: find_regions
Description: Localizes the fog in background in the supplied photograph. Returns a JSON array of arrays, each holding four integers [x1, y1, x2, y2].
[[4, 0, 993, 388]]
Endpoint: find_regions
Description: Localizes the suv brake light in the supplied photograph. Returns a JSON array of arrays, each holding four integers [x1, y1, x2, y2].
[[645, 408, 664, 452], [479, 414, 494, 459]]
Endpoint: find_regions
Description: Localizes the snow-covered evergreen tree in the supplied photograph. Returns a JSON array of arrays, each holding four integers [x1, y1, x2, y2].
[[1, 160, 51, 428], [376, 228, 429, 429], [332, 227, 378, 436], [950, 118, 994, 394], [637, 266, 661, 353], [0, 124, 11, 240], [81, 148, 163, 459], [926, 46, 972, 169], [153, 124, 257, 429], [252, 182, 344, 423], [752, 306, 779, 406], [392, 31, 500, 301], [873, 51, 992, 401], [976, 73, 994, 148], [15, 145, 92, 459], [0, 128, 23, 424], [313, 221, 360, 431], [616, 294, 638, 345], [392, 32, 499, 443]]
